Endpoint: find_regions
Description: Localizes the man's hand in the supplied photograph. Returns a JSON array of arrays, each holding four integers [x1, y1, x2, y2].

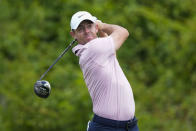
[[95, 20, 103, 29], [96, 20, 108, 37]]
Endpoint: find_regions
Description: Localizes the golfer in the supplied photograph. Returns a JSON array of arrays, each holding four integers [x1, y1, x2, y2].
[[70, 11, 139, 131]]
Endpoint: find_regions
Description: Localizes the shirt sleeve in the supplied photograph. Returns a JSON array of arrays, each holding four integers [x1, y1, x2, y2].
[[89, 36, 116, 66]]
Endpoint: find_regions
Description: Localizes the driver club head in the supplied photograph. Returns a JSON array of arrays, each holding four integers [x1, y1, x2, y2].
[[34, 80, 51, 98]]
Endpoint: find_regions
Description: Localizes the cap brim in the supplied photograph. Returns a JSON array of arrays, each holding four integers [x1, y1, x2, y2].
[[72, 16, 96, 30]]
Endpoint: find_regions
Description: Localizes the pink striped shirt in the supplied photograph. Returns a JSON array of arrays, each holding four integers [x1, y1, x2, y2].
[[72, 36, 135, 120]]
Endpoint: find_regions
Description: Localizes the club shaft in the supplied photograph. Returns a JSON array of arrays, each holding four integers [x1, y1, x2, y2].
[[39, 39, 76, 81]]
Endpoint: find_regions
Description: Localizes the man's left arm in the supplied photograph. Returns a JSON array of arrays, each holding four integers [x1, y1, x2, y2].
[[96, 20, 129, 50]]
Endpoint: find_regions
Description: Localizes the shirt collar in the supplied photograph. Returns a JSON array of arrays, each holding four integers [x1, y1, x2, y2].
[[72, 44, 87, 57], [72, 38, 98, 56]]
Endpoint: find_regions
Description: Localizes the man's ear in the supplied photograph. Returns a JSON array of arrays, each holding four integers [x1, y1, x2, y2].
[[95, 24, 99, 33], [70, 31, 75, 38]]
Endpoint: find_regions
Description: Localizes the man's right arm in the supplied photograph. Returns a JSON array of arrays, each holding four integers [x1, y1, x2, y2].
[[96, 21, 129, 50]]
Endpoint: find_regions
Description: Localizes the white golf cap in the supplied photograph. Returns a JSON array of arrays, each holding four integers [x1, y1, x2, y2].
[[70, 11, 97, 30]]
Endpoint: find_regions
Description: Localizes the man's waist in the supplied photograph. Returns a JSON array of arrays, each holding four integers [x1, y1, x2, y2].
[[92, 114, 138, 129], [92, 100, 135, 120]]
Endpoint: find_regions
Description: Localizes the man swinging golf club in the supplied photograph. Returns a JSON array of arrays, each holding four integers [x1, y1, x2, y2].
[[70, 11, 139, 131]]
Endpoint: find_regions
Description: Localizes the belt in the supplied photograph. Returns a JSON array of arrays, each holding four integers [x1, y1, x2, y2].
[[92, 114, 138, 130]]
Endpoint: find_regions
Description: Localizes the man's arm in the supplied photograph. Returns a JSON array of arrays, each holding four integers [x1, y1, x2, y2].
[[98, 30, 108, 37], [96, 20, 129, 50]]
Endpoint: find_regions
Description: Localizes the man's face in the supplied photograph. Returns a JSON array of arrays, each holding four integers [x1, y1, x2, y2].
[[71, 20, 98, 44]]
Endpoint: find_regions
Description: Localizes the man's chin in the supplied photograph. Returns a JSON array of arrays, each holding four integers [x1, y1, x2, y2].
[[85, 37, 95, 43]]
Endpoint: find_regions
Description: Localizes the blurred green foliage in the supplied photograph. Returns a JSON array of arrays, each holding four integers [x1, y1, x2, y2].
[[0, 0, 195, 130]]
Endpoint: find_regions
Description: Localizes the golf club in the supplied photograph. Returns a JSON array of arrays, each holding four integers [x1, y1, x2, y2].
[[34, 39, 77, 98]]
